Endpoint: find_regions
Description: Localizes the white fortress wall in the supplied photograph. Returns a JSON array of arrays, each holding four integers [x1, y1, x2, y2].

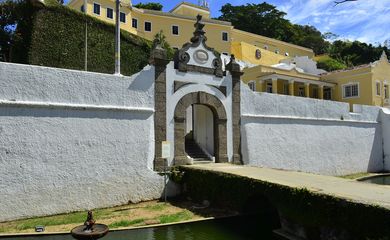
[[0, 62, 163, 222], [241, 84, 383, 176], [380, 108, 390, 171]]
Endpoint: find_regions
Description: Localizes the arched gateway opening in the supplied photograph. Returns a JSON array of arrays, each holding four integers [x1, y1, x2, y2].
[[151, 15, 242, 171], [174, 92, 228, 165]]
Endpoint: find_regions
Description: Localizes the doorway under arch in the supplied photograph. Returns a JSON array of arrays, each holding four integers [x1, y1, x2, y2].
[[174, 91, 228, 165], [185, 104, 215, 161]]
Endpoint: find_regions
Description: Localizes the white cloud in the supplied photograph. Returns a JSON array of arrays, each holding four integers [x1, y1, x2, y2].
[[274, 0, 390, 44]]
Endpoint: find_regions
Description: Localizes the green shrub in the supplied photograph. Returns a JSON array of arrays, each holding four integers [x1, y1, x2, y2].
[[12, 4, 154, 76], [181, 167, 390, 239]]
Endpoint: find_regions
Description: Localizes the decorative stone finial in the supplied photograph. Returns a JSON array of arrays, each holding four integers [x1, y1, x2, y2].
[[191, 15, 207, 44], [226, 54, 242, 75]]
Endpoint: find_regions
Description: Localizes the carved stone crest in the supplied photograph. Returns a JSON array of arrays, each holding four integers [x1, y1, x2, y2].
[[174, 15, 224, 77]]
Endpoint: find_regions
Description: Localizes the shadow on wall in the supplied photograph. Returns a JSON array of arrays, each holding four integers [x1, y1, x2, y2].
[[0, 106, 152, 120], [128, 66, 154, 92]]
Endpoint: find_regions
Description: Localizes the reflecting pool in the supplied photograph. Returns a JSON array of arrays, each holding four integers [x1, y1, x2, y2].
[[0, 215, 278, 240], [360, 175, 390, 185]]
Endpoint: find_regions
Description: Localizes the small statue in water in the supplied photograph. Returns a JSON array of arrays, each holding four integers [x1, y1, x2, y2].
[[83, 211, 96, 232]]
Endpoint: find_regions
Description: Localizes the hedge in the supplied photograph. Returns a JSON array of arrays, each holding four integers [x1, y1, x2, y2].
[[11, 3, 152, 76], [179, 167, 390, 240]]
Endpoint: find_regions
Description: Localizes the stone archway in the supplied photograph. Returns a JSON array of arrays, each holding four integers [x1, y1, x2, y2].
[[174, 91, 228, 165]]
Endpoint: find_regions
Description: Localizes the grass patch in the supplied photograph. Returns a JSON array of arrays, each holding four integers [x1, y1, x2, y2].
[[144, 203, 167, 211], [14, 212, 86, 230], [158, 211, 193, 224], [339, 172, 371, 179], [108, 218, 144, 228]]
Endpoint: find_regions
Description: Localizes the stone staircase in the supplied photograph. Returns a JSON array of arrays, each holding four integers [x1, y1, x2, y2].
[[185, 132, 211, 162]]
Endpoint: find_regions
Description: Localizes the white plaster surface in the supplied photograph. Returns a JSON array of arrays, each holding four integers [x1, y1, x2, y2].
[[241, 85, 384, 176], [0, 63, 163, 222], [381, 108, 390, 171]]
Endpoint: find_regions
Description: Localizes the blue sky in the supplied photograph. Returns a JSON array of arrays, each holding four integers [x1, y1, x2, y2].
[[69, 0, 390, 45]]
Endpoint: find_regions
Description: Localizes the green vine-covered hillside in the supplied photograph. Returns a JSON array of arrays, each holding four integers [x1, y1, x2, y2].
[[11, 3, 152, 76]]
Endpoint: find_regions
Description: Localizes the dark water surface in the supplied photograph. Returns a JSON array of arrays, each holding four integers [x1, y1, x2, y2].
[[1, 215, 277, 240], [360, 175, 390, 185]]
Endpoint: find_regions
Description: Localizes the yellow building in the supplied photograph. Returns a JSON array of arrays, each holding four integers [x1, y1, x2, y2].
[[321, 52, 390, 109], [242, 58, 335, 100], [67, 0, 314, 64], [67, 0, 390, 109]]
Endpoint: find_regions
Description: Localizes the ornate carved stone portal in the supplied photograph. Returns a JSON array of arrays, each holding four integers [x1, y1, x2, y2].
[[150, 15, 242, 171]]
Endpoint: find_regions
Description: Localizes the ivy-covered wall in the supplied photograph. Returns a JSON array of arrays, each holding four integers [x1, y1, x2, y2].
[[180, 168, 390, 240], [11, 4, 151, 76]]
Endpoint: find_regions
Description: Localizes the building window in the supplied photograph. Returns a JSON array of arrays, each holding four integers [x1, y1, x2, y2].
[[266, 83, 273, 93], [324, 87, 332, 100], [298, 87, 305, 97], [80, 5, 85, 13], [120, 12, 126, 23], [312, 87, 319, 98], [283, 83, 289, 95], [106, 8, 113, 19], [376, 81, 381, 96], [343, 83, 359, 98], [172, 25, 179, 35], [385, 85, 389, 99], [93, 3, 100, 15], [248, 81, 256, 91], [222, 32, 229, 42], [132, 18, 138, 28], [145, 21, 152, 32]]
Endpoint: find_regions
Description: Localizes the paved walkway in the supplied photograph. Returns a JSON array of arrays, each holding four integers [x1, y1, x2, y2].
[[184, 163, 390, 210]]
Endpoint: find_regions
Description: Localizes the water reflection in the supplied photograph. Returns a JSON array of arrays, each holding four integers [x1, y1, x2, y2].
[[1, 215, 277, 240], [361, 175, 390, 185]]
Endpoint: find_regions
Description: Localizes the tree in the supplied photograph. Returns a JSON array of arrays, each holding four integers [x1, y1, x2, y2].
[[0, 0, 34, 62], [334, 0, 358, 6], [133, 2, 163, 11], [217, 3, 294, 42]]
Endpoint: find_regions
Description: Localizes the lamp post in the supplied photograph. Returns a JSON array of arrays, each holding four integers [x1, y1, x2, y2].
[[114, 0, 121, 75]]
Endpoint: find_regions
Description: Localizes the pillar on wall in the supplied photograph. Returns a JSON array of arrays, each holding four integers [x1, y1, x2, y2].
[[319, 85, 324, 99], [304, 83, 310, 98], [226, 55, 243, 164], [258, 80, 264, 92], [150, 45, 170, 171], [288, 80, 294, 96], [272, 78, 278, 94]]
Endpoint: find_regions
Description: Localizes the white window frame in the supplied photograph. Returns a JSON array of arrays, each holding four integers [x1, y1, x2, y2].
[[376, 81, 381, 96], [93, 2, 100, 15], [132, 18, 138, 29], [106, 7, 113, 19], [119, 12, 126, 23], [342, 82, 360, 99], [172, 25, 179, 36], [144, 21, 152, 32], [222, 31, 229, 42], [248, 81, 256, 91]]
